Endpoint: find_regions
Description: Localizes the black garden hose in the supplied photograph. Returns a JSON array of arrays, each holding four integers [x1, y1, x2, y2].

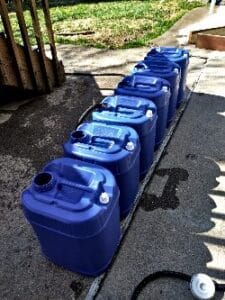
[[77, 102, 106, 127], [131, 270, 225, 300]]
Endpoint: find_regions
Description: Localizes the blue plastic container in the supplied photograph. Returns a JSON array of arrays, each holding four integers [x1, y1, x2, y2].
[[63, 122, 140, 218], [133, 55, 180, 124], [115, 75, 170, 148], [92, 95, 157, 179], [21, 158, 121, 276], [147, 47, 189, 106]]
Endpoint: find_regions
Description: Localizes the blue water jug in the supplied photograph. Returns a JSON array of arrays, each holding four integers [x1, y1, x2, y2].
[[133, 55, 180, 124], [115, 75, 170, 148], [147, 47, 189, 106], [92, 95, 157, 179], [21, 158, 121, 276], [63, 122, 140, 218]]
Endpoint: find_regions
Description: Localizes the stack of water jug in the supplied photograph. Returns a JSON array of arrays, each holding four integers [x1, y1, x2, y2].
[[21, 47, 189, 276]]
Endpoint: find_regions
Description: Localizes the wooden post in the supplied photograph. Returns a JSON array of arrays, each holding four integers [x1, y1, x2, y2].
[[0, 0, 24, 88], [41, 0, 61, 86], [14, 0, 40, 90], [28, 0, 52, 92]]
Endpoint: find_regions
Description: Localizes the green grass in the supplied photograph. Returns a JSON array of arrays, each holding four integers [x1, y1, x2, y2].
[[3, 0, 204, 49]]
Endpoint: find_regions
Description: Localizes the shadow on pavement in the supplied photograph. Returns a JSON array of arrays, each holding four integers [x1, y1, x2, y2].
[[96, 90, 225, 300], [0, 86, 37, 105]]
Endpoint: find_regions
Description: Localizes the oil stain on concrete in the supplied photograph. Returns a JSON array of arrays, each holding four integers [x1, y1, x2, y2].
[[140, 168, 189, 211]]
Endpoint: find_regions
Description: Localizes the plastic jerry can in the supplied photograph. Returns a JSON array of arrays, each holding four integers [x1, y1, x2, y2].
[[147, 47, 189, 106], [133, 55, 180, 124], [115, 74, 170, 148], [63, 122, 140, 218], [92, 95, 157, 179], [21, 158, 121, 276]]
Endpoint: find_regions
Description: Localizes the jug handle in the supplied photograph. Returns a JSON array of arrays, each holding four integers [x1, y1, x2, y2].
[[90, 135, 124, 146], [59, 179, 94, 192]]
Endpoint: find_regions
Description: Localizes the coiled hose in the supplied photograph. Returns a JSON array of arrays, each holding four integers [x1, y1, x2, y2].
[[131, 270, 225, 300]]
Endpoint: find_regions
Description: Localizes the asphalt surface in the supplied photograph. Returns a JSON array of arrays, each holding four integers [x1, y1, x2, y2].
[[0, 76, 103, 299]]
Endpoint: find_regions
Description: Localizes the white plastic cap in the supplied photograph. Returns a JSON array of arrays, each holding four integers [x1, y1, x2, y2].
[[146, 110, 153, 118], [174, 68, 180, 74], [162, 86, 169, 92], [190, 274, 215, 300], [126, 141, 135, 151], [99, 192, 110, 204], [109, 141, 115, 148]]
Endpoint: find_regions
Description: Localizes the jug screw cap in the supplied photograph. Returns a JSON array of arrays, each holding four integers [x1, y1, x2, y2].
[[99, 192, 110, 204], [174, 68, 180, 74], [146, 110, 153, 118], [109, 141, 115, 149], [126, 141, 135, 151], [190, 273, 215, 300]]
